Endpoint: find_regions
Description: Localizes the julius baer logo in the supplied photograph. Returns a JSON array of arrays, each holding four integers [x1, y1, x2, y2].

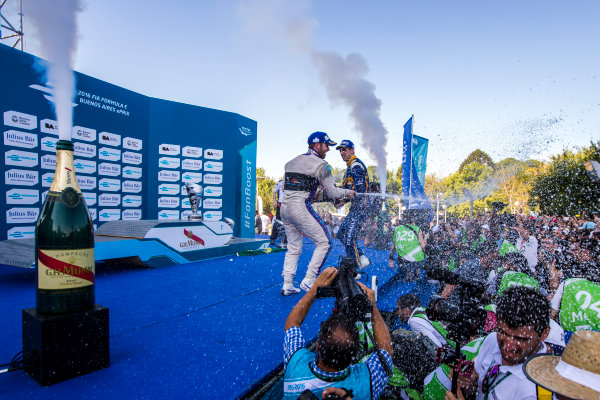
[[5, 169, 38, 185], [4, 130, 38, 149], [6, 208, 39, 224]]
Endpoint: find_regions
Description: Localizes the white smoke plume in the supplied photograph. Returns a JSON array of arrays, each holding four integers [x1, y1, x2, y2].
[[27, 0, 84, 141]]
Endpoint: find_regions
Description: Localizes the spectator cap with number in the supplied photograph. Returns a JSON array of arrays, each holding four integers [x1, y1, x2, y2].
[[336, 140, 354, 150], [307, 131, 336, 146]]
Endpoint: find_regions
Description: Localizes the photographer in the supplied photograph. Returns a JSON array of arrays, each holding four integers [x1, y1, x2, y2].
[[283, 267, 393, 400]]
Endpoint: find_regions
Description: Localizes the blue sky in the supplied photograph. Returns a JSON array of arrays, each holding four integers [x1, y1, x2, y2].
[[11, 0, 600, 180]]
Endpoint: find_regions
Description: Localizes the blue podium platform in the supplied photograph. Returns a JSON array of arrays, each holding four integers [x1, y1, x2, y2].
[[0, 238, 437, 399]]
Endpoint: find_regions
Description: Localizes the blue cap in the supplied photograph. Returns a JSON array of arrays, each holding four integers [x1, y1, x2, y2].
[[336, 139, 354, 150], [307, 131, 336, 146]]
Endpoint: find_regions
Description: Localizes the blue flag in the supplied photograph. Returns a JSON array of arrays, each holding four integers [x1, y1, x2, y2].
[[401, 117, 433, 214]]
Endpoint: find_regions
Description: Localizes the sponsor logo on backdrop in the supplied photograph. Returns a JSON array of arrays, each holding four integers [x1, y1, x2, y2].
[[5, 149, 38, 168], [99, 193, 121, 207], [98, 147, 121, 161], [122, 195, 142, 207], [203, 186, 223, 197], [41, 154, 56, 170], [158, 170, 180, 182], [181, 171, 202, 183], [98, 162, 121, 177], [123, 137, 143, 151], [122, 166, 142, 179], [5, 169, 38, 186], [158, 210, 180, 220], [203, 174, 223, 185], [181, 198, 191, 208], [158, 197, 180, 208], [239, 126, 252, 136], [159, 144, 180, 156], [182, 159, 202, 171], [183, 146, 202, 158], [82, 192, 97, 206], [99, 208, 121, 221], [72, 126, 96, 142], [203, 211, 222, 221], [204, 148, 223, 160], [99, 131, 121, 147], [159, 184, 180, 195], [74, 142, 96, 158], [7, 226, 35, 240], [77, 175, 97, 190], [203, 198, 222, 209], [181, 210, 197, 220], [122, 180, 142, 193], [74, 159, 97, 174], [203, 161, 223, 173], [40, 119, 59, 135], [6, 207, 39, 224], [7, 189, 39, 205], [42, 190, 48, 203], [41, 136, 58, 152], [99, 178, 121, 192], [4, 111, 37, 130], [122, 151, 142, 165], [181, 183, 202, 195], [88, 208, 97, 220], [122, 209, 142, 220], [4, 130, 38, 149], [158, 157, 181, 169], [41, 172, 54, 187]]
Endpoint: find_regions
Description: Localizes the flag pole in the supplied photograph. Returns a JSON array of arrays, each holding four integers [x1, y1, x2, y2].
[[408, 114, 414, 208]]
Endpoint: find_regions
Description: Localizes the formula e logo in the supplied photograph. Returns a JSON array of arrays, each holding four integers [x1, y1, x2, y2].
[[5, 150, 38, 168], [122, 151, 142, 165], [239, 126, 252, 136], [74, 142, 96, 158], [99, 193, 121, 207], [99, 131, 121, 147], [158, 210, 180, 220], [7, 226, 35, 240], [99, 178, 121, 192], [41, 136, 58, 152], [158, 170, 180, 182], [204, 161, 223, 173], [122, 180, 142, 193], [6, 189, 39, 205], [98, 162, 121, 177], [182, 198, 191, 208], [203, 198, 222, 209], [158, 197, 180, 208], [98, 147, 121, 161], [182, 159, 202, 171], [204, 149, 223, 160], [6, 207, 39, 224], [203, 211, 222, 221], [40, 119, 59, 135], [123, 137, 143, 151], [183, 146, 202, 158], [122, 166, 142, 179], [82, 192, 97, 206], [72, 126, 96, 142], [203, 174, 223, 185], [74, 159, 97, 174], [5, 169, 38, 186], [3, 110, 37, 130], [99, 209, 121, 222], [122, 195, 142, 207], [182, 172, 202, 183], [41, 172, 54, 187], [203, 186, 223, 197], [122, 209, 142, 220], [77, 175, 97, 190], [159, 184, 180, 195], [4, 130, 38, 149], [159, 143, 180, 156], [159, 157, 181, 169]]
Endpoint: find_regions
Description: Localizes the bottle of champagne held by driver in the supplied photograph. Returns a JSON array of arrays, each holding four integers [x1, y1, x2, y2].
[[35, 140, 95, 314]]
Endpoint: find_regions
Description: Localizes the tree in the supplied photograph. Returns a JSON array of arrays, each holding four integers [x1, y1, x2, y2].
[[256, 167, 276, 215], [459, 149, 496, 172]]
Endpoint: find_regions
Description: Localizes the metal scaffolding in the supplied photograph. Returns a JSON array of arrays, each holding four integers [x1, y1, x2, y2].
[[0, 0, 24, 50]]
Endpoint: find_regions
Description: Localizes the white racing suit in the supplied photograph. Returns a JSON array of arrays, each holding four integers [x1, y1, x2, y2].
[[280, 149, 351, 286]]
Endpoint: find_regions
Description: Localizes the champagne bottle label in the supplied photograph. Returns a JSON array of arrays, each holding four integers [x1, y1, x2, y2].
[[37, 248, 95, 290], [50, 149, 82, 193]]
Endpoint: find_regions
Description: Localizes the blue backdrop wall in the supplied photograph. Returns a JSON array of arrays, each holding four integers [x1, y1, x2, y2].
[[0, 44, 256, 240]]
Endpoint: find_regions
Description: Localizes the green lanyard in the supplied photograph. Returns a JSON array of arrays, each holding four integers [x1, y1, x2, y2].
[[483, 370, 511, 400]]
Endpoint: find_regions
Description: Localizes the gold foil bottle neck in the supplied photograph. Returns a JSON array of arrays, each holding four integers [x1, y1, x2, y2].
[[50, 146, 82, 193]]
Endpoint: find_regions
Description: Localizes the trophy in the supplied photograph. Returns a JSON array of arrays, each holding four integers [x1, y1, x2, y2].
[[185, 183, 203, 220]]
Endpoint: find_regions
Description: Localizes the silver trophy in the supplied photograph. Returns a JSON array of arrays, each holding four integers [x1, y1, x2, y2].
[[185, 183, 203, 220]]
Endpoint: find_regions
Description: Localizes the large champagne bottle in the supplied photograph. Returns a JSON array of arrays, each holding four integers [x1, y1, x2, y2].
[[35, 140, 95, 314]]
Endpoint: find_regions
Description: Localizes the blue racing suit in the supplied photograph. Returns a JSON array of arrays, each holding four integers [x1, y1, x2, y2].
[[338, 155, 370, 266]]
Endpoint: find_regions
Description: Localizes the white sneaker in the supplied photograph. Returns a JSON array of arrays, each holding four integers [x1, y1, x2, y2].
[[358, 255, 371, 269], [300, 277, 315, 292], [281, 283, 301, 296], [355, 273, 362, 281]]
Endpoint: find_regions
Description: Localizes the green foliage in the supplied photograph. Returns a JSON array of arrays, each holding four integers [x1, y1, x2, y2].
[[530, 142, 600, 216], [256, 167, 276, 215], [458, 149, 496, 172]]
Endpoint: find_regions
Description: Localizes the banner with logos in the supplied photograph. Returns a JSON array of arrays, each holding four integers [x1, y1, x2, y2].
[[0, 45, 256, 240]]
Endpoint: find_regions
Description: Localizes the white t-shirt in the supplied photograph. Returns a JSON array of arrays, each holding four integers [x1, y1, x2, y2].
[[408, 308, 448, 348], [516, 235, 539, 273], [273, 179, 284, 203], [474, 332, 547, 400]]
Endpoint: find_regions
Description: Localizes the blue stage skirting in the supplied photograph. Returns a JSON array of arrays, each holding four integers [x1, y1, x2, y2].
[[0, 237, 437, 399]]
